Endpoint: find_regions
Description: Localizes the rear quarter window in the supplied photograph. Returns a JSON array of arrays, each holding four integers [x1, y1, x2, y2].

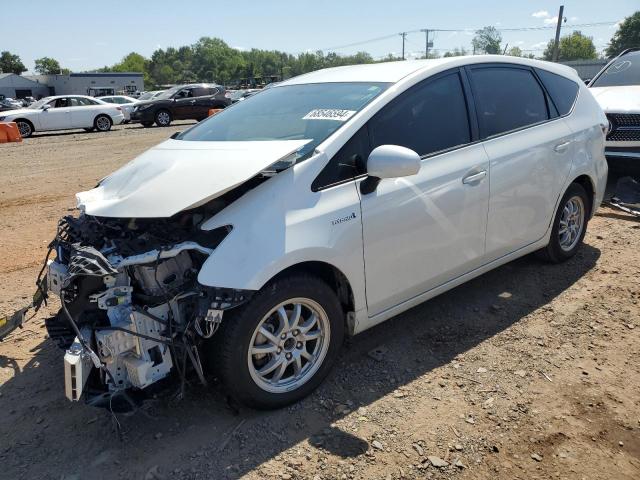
[[535, 69, 579, 116], [469, 66, 549, 138]]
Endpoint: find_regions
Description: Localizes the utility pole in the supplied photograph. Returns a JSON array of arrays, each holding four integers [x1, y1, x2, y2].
[[552, 5, 565, 62], [421, 29, 430, 58], [400, 32, 407, 60]]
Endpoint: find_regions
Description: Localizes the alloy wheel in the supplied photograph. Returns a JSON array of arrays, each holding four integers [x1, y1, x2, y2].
[[558, 195, 585, 252], [16, 121, 31, 137], [247, 298, 330, 393], [156, 111, 171, 126], [95, 116, 111, 131]]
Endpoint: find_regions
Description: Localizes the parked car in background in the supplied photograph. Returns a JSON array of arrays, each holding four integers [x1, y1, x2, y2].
[[98, 95, 138, 122], [130, 83, 230, 127], [0, 95, 125, 137], [589, 48, 640, 171], [32, 56, 607, 410], [228, 88, 260, 103], [136, 90, 165, 101], [0, 97, 23, 112]]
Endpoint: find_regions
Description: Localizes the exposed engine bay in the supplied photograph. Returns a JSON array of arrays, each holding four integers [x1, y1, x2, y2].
[[32, 190, 258, 408]]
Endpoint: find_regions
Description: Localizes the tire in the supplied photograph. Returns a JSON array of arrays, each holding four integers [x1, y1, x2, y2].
[[15, 119, 33, 138], [141, 122, 154, 128], [538, 183, 590, 263], [210, 274, 345, 409], [155, 110, 172, 127], [94, 115, 112, 132]]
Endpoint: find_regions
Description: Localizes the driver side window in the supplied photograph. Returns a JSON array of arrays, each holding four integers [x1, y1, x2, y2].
[[311, 126, 370, 191], [176, 89, 194, 99], [54, 98, 70, 108]]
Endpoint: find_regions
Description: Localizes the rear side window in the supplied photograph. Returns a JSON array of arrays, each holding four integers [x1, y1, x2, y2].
[[369, 72, 471, 157], [536, 69, 579, 116], [469, 67, 549, 138]]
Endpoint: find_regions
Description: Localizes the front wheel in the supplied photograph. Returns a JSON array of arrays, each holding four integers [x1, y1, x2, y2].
[[15, 120, 33, 138], [210, 274, 344, 409], [539, 183, 589, 263], [155, 110, 172, 127]]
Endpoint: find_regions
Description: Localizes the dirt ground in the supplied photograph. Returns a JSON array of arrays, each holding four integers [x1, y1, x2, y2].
[[0, 124, 639, 480]]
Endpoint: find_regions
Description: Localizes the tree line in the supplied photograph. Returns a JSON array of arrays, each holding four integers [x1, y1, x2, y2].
[[1, 11, 637, 87]]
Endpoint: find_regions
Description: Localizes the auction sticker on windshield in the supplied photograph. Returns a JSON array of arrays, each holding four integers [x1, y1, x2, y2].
[[303, 109, 356, 121]]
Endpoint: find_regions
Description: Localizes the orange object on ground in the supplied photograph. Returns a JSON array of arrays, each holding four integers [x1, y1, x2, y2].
[[208, 108, 223, 117], [0, 122, 22, 143]]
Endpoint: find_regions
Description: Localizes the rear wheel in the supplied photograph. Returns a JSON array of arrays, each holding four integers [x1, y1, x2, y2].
[[94, 115, 112, 132], [15, 119, 33, 138], [539, 183, 589, 263], [210, 274, 344, 409], [155, 110, 172, 127]]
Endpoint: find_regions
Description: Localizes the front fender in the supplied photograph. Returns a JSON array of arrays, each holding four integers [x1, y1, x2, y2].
[[196, 156, 367, 316]]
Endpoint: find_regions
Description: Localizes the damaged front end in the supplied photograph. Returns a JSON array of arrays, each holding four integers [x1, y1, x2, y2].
[[35, 209, 250, 408]]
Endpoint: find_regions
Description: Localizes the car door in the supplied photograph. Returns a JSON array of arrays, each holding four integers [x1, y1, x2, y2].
[[466, 65, 575, 260], [69, 97, 99, 127], [358, 70, 491, 317], [192, 87, 219, 119], [172, 88, 196, 119], [39, 97, 73, 130]]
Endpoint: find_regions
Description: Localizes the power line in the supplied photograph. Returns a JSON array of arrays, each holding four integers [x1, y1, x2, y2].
[[317, 21, 618, 52]]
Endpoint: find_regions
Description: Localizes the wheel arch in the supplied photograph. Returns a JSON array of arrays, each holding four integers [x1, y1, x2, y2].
[[13, 118, 35, 133], [570, 174, 595, 218], [266, 260, 356, 334]]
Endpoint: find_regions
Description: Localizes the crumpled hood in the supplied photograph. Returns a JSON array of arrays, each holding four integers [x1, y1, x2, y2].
[[76, 139, 311, 218], [590, 86, 640, 113]]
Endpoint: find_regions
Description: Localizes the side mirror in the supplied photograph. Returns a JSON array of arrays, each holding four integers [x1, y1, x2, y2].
[[42, 104, 51, 111], [361, 145, 421, 194]]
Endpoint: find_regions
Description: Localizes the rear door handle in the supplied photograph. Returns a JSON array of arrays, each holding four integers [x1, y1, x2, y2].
[[554, 141, 571, 152], [190, 100, 196, 104], [462, 170, 487, 185]]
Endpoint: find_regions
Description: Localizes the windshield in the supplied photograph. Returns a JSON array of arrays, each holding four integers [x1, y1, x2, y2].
[[29, 97, 53, 109], [178, 82, 389, 159], [591, 51, 640, 87], [156, 86, 183, 99]]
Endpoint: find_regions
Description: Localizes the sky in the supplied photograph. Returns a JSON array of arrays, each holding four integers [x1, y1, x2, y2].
[[3, 0, 638, 73]]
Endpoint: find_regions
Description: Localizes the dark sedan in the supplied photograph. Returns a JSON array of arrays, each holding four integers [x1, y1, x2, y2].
[[130, 83, 231, 127]]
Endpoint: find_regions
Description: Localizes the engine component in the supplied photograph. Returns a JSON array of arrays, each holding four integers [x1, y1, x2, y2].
[[64, 332, 93, 401], [95, 304, 173, 390], [47, 260, 69, 296], [131, 250, 195, 297]]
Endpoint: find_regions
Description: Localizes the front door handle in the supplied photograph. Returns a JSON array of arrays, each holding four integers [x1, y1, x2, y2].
[[462, 170, 487, 185], [554, 141, 571, 152], [190, 99, 196, 104]]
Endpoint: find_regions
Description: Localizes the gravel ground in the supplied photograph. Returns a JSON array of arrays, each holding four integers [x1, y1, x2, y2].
[[0, 125, 638, 480]]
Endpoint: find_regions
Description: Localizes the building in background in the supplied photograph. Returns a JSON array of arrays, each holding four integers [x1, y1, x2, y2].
[[561, 59, 608, 82], [26, 72, 144, 96], [0, 73, 50, 99]]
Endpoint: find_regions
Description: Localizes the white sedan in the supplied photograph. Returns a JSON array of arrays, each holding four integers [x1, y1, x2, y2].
[[0, 95, 125, 137], [97, 95, 138, 122]]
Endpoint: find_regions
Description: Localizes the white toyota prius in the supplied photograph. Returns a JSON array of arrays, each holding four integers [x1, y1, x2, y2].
[[0, 95, 125, 137], [7, 56, 608, 410]]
